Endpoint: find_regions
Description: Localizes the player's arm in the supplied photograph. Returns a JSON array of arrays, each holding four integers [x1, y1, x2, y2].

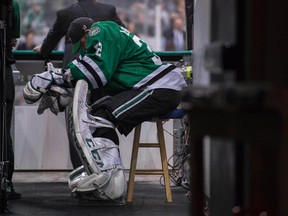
[[66, 25, 120, 89]]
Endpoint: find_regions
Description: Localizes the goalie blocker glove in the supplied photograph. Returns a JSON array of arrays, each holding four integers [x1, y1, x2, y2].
[[23, 71, 53, 104], [23, 81, 43, 104], [23, 63, 74, 104], [46, 62, 74, 87]]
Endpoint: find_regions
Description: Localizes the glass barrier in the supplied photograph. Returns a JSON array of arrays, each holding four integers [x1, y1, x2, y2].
[[16, 0, 189, 52]]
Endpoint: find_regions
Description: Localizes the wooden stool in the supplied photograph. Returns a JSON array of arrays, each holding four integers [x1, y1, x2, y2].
[[127, 109, 185, 203]]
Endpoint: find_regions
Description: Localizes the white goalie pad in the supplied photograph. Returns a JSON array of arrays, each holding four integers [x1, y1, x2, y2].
[[69, 168, 126, 202], [68, 80, 126, 202]]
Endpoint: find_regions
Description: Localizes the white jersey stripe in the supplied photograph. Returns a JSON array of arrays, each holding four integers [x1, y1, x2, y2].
[[72, 56, 108, 89], [83, 56, 108, 85], [72, 59, 99, 88], [133, 64, 171, 89]]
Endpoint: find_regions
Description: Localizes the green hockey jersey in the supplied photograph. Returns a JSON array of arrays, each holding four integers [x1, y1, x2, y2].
[[67, 21, 187, 95]]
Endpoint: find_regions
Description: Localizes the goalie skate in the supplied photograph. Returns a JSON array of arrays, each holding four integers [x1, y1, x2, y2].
[[68, 80, 126, 202]]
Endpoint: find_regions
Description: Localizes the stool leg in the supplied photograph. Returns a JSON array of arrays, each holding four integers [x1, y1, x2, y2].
[[127, 124, 141, 203], [156, 120, 173, 203]]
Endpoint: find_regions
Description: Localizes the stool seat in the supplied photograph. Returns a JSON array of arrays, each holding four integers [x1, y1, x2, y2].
[[159, 108, 185, 119], [127, 108, 184, 203]]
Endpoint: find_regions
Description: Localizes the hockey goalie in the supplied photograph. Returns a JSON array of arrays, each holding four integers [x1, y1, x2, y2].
[[23, 62, 127, 204], [22, 18, 187, 205]]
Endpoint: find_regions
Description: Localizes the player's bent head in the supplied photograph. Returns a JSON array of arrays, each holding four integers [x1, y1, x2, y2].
[[68, 17, 94, 54]]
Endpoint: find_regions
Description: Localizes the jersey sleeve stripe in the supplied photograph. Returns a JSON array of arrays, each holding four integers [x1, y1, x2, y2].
[[83, 56, 108, 85], [72, 59, 99, 88], [72, 55, 108, 89], [79, 59, 104, 88]]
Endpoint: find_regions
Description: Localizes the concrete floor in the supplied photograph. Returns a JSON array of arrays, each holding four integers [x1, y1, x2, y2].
[[3, 172, 191, 216]]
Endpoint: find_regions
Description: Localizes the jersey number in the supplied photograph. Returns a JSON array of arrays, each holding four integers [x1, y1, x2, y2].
[[132, 35, 161, 65], [120, 27, 161, 65], [94, 42, 102, 57]]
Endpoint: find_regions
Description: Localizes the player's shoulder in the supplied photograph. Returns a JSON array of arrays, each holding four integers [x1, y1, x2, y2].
[[95, 2, 116, 10], [57, 2, 79, 14], [94, 21, 120, 29]]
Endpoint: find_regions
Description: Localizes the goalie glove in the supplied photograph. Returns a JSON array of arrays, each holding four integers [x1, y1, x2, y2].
[[23, 71, 53, 104], [23, 62, 74, 104], [46, 62, 74, 87], [23, 81, 43, 104], [46, 62, 65, 86]]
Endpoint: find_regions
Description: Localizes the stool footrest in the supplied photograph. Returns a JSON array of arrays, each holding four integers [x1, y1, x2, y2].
[[135, 170, 164, 175], [139, 143, 160, 147]]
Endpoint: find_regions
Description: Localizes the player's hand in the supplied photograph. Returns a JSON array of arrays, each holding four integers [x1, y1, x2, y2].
[[11, 38, 18, 48], [46, 62, 67, 86], [46, 62, 74, 88], [33, 44, 42, 52]]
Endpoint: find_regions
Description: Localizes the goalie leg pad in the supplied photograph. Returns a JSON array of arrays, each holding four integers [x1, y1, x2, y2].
[[69, 80, 127, 201], [72, 80, 120, 174]]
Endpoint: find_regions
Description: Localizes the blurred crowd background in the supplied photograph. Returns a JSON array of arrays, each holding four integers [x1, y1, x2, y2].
[[14, 0, 188, 52]]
